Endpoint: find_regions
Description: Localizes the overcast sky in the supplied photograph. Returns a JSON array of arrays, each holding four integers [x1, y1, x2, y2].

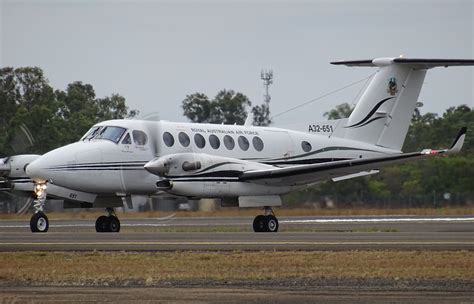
[[1, 0, 473, 126]]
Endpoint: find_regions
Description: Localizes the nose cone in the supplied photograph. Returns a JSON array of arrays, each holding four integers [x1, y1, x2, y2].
[[144, 157, 170, 175], [26, 158, 48, 183], [26, 143, 81, 183]]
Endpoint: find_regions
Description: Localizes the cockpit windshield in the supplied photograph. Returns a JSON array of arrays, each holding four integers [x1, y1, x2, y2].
[[95, 126, 127, 143], [81, 126, 102, 141]]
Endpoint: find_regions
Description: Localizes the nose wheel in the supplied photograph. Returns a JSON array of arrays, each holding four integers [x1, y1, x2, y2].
[[253, 207, 279, 232], [30, 183, 49, 233], [30, 211, 49, 233], [95, 208, 121, 232]]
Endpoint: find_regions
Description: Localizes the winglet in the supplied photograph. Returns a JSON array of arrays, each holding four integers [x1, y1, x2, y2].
[[447, 127, 467, 154]]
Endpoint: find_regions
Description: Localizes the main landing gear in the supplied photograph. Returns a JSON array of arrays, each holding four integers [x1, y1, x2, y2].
[[95, 208, 121, 233], [253, 207, 279, 233], [30, 183, 49, 233]]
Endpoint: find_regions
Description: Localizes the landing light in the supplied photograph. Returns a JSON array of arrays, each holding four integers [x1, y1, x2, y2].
[[34, 183, 47, 197]]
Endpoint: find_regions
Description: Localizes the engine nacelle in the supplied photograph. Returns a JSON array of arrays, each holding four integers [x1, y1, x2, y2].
[[1, 154, 41, 178], [144, 153, 295, 198], [144, 153, 271, 177]]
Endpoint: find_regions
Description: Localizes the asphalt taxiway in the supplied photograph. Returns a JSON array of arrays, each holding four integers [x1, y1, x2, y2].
[[1, 215, 473, 251]]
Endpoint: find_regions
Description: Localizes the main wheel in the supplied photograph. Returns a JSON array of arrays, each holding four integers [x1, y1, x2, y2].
[[95, 215, 109, 232], [266, 215, 279, 232], [253, 215, 268, 232], [107, 216, 120, 233], [30, 212, 49, 233]]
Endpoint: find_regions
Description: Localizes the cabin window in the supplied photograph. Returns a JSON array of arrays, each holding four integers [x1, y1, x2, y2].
[[163, 132, 174, 147], [238, 136, 249, 151], [194, 133, 206, 149], [224, 135, 235, 150], [178, 132, 190, 147], [95, 126, 126, 144], [252, 136, 264, 151], [301, 141, 312, 152], [121, 133, 131, 145], [133, 130, 148, 145], [209, 134, 220, 149]]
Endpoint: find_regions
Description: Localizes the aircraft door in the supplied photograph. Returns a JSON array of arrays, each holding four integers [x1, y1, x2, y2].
[[265, 130, 295, 159], [119, 130, 153, 193]]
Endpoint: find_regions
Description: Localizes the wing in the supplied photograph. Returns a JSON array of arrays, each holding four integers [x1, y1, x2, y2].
[[240, 127, 467, 186]]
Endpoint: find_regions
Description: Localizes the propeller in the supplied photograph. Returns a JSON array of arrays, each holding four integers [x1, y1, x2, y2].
[[0, 124, 37, 214]]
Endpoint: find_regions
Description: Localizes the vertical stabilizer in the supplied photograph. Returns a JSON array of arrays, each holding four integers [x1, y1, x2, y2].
[[331, 57, 474, 151]]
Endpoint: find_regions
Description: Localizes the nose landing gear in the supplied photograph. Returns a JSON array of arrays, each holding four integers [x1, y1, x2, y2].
[[253, 207, 279, 233], [95, 208, 121, 233], [30, 183, 49, 233]]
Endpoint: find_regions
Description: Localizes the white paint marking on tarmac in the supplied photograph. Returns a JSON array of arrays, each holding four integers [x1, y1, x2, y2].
[[1, 217, 473, 228], [0, 224, 171, 228], [280, 217, 474, 224]]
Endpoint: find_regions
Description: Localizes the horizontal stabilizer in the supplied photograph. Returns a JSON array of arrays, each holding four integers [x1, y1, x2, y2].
[[331, 57, 474, 68]]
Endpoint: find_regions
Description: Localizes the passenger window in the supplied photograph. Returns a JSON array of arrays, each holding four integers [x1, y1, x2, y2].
[[301, 141, 312, 152], [224, 135, 235, 150], [252, 136, 264, 151], [162, 132, 174, 147], [194, 133, 205, 149], [178, 132, 190, 147], [238, 136, 249, 151], [133, 130, 148, 145], [209, 134, 220, 149], [122, 133, 131, 145]]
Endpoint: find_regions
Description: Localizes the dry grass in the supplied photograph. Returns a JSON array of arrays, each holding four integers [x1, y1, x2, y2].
[[0, 251, 473, 285], [1, 206, 473, 220]]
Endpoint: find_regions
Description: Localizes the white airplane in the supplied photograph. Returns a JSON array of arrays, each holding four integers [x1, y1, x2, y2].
[[0, 57, 471, 233]]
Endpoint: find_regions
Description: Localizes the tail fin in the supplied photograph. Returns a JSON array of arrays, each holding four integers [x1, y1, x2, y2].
[[331, 57, 474, 151]]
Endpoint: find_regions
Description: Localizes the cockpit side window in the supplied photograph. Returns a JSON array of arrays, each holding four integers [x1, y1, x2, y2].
[[95, 126, 126, 144], [81, 126, 102, 141], [121, 133, 131, 145], [132, 130, 148, 145]]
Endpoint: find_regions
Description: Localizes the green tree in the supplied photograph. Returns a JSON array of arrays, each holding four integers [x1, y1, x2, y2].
[[252, 103, 271, 126], [182, 93, 212, 123], [211, 90, 251, 125], [0, 67, 137, 155], [0, 67, 60, 154], [182, 90, 251, 125], [323, 103, 353, 119]]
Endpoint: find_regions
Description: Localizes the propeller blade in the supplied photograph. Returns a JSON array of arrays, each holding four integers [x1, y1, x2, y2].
[[0, 158, 11, 177]]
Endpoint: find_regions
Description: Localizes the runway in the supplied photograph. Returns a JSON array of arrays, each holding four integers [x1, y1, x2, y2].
[[1, 215, 473, 251]]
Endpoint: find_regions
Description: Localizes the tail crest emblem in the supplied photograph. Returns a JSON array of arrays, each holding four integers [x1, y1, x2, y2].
[[387, 77, 398, 96]]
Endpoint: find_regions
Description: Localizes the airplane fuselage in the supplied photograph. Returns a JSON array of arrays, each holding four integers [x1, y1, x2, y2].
[[27, 119, 397, 198]]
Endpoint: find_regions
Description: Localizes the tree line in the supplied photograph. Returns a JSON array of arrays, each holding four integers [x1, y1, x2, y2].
[[0, 67, 137, 156]]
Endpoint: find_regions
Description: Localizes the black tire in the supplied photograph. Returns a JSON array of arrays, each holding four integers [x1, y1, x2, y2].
[[30, 212, 49, 233], [107, 216, 120, 233], [253, 215, 268, 232], [266, 215, 279, 232], [95, 215, 108, 232]]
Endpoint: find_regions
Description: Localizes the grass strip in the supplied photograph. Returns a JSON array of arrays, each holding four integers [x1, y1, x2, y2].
[[1, 251, 473, 286]]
